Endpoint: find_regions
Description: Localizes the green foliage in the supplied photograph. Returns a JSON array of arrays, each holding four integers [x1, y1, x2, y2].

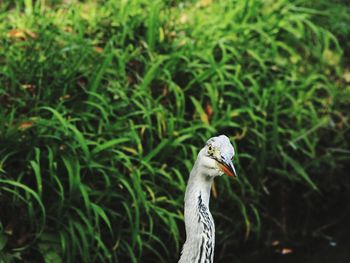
[[0, 0, 349, 262]]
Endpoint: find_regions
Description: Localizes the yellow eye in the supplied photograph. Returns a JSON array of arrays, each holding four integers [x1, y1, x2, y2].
[[208, 145, 213, 152]]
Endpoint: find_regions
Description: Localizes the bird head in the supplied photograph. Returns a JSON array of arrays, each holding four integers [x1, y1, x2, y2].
[[200, 135, 237, 177]]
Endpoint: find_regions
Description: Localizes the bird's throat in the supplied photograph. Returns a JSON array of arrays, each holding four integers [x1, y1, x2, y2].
[[185, 172, 213, 208]]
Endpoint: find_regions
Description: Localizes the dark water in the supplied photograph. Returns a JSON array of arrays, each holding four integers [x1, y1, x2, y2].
[[240, 229, 350, 263], [258, 240, 349, 263]]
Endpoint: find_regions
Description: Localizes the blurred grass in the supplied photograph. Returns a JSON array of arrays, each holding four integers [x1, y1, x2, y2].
[[0, 0, 349, 262]]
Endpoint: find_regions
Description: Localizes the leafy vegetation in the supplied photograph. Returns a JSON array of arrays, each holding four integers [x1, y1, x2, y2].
[[0, 0, 349, 262]]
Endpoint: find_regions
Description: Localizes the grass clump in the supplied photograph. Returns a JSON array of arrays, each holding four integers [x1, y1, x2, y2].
[[0, 0, 349, 262]]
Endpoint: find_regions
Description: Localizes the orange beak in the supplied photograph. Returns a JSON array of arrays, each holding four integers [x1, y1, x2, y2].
[[217, 158, 237, 177]]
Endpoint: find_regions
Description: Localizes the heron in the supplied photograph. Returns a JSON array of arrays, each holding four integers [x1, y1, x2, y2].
[[178, 135, 237, 263]]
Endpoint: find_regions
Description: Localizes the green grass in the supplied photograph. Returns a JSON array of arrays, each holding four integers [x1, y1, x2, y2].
[[0, 0, 349, 262]]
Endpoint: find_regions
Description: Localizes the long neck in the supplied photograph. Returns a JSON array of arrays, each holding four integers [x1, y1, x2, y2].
[[179, 157, 215, 263], [184, 159, 213, 212]]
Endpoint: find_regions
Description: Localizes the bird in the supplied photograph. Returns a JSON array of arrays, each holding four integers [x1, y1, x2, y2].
[[178, 135, 237, 263]]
